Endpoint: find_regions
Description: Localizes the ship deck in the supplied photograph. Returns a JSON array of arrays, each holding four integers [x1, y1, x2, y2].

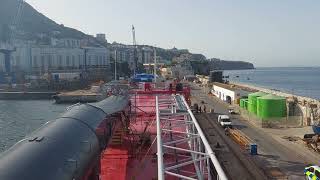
[[100, 94, 159, 180], [100, 83, 226, 180]]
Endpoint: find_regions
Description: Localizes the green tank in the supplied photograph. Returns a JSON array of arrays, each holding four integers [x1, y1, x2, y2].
[[240, 99, 244, 108], [257, 94, 287, 119], [243, 99, 248, 110], [240, 99, 248, 109], [248, 92, 267, 114]]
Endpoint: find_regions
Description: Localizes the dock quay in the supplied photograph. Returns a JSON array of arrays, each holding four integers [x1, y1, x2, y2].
[[0, 91, 57, 100], [190, 82, 320, 179], [53, 90, 102, 104]]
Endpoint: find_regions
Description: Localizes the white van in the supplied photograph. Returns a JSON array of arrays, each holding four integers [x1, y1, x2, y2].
[[217, 115, 232, 128]]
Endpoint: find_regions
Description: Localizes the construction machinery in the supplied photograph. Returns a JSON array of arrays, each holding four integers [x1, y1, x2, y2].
[[132, 25, 138, 76], [0, 0, 25, 84]]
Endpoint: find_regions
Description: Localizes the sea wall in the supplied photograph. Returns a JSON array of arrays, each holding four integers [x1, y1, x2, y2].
[[231, 82, 320, 126], [0, 92, 57, 100]]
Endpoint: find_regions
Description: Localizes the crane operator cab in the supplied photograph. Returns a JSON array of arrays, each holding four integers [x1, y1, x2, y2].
[[304, 165, 320, 180]]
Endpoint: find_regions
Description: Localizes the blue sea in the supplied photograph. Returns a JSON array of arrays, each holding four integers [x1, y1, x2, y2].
[[224, 67, 320, 100]]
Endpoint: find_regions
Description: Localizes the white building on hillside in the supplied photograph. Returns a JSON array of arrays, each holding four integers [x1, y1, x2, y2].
[[85, 47, 110, 68], [0, 39, 110, 74]]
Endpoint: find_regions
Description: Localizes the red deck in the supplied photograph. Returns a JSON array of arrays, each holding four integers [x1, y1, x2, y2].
[[100, 84, 194, 180]]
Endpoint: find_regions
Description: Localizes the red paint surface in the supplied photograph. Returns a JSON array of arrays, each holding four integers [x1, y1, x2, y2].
[[100, 86, 197, 180], [100, 145, 129, 180]]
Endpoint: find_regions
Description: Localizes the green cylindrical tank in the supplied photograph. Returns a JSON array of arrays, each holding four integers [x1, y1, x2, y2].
[[240, 99, 244, 108], [243, 99, 248, 110], [248, 92, 267, 114], [257, 94, 287, 119], [240, 99, 248, 109]]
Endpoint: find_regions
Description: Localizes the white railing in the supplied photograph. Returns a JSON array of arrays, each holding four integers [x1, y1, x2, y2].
[[156, 95, 228, 180]]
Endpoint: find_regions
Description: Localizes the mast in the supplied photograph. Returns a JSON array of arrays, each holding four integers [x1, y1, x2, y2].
[[132, 25, 137, 76], [154, 47, 157, 84], [114, 50, 117, 80]]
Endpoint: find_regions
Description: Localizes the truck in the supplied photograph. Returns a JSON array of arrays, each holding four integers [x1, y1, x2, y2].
[[217, 115, 232, 128]]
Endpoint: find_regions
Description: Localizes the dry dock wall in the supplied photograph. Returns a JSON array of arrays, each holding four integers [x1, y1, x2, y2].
[[231, 82, 320, 126]]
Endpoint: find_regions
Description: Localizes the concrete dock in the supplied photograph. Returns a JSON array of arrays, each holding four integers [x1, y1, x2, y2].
[[191, 83, 320, 179], [53, 90, 102, 104], [0, 91, 57, 100]]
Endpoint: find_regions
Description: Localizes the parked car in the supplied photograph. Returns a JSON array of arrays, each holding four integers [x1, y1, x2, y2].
[[228, 109, 236, 114], [217, 115, 232, 128]]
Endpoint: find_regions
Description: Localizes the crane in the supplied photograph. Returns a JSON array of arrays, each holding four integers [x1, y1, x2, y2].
[[9, 0, 25, 44], [132, 25, 138, 76], [0, 0, 24, 83]]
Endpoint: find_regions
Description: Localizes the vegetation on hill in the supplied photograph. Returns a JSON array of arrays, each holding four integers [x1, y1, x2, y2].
[[0, 0, 90, 41]]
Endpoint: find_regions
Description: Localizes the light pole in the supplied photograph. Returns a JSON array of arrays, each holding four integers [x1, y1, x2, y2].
[[154, 47, 157, 85], [114, 50, 117, 81]]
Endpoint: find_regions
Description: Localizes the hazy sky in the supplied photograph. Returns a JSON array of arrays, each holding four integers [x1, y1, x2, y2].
[[25, 0, 320, 67]]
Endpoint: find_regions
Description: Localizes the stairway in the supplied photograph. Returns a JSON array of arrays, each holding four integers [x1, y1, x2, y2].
[[110, 130, 123, 145]]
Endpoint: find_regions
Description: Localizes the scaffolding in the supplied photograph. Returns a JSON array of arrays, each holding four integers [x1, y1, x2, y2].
[[156, 95, 228, 180]]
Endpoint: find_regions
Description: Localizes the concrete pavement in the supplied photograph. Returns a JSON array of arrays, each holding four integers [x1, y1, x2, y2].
[[190, 83, 319, 180]]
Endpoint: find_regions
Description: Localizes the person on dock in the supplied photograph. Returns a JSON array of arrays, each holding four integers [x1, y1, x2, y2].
[[203, 105, 206, 113]]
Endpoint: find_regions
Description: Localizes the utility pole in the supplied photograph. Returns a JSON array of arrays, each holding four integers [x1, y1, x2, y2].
[[114, 50, 117, 81], [154, 47, 157, 85], [132, 25, 137, 76]]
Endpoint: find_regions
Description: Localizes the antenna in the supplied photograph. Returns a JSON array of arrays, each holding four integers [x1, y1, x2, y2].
[[132, 25, 137, 76]]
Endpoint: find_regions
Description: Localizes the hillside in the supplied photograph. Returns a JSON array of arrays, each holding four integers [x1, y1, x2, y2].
[[0, 0, 255, 71], [190, 59, 254, 75], [0, 0, 90, 41]]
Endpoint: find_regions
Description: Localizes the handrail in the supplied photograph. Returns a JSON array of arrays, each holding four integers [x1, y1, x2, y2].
[[180, 95, 228, 180], [156, 96, 165, 179]]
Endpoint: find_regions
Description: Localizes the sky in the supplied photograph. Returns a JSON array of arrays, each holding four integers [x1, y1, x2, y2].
[[25, 0, 320, 67]]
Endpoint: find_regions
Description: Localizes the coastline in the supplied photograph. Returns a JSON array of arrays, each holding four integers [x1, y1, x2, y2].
[[231, 81, 320, 103], [225, 67, 320, 100]]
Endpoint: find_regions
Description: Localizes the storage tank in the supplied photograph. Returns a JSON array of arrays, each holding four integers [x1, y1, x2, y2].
[[257, 94, 287, 119], [240, 99, 244, 108], [243, 99, 248, 110], [248, 92, 267, 114], [241, 99, 248, 110]]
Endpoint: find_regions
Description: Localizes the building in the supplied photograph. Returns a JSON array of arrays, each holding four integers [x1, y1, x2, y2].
[[0, 39, 110, 75], [84, 47, 110, 69], [211, 82, 250, 104], [96, 34, 107, 43], [160, 67, 172, 79], [50, 38, 81, 48], [109, 43, 154, 70], [29, 46, 85, 73], [172, 53, 193, 63], [141, 47, 153, 64], [196, 75, 209, 85], [170, 59, 194, 79]]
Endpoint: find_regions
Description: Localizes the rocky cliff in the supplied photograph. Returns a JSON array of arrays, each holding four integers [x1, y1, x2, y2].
[[190, 60, 254, 75]]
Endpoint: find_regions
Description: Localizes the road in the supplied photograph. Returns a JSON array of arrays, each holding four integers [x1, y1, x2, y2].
[[195, 112, 267, 180], [190, 83, 309, 180]]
